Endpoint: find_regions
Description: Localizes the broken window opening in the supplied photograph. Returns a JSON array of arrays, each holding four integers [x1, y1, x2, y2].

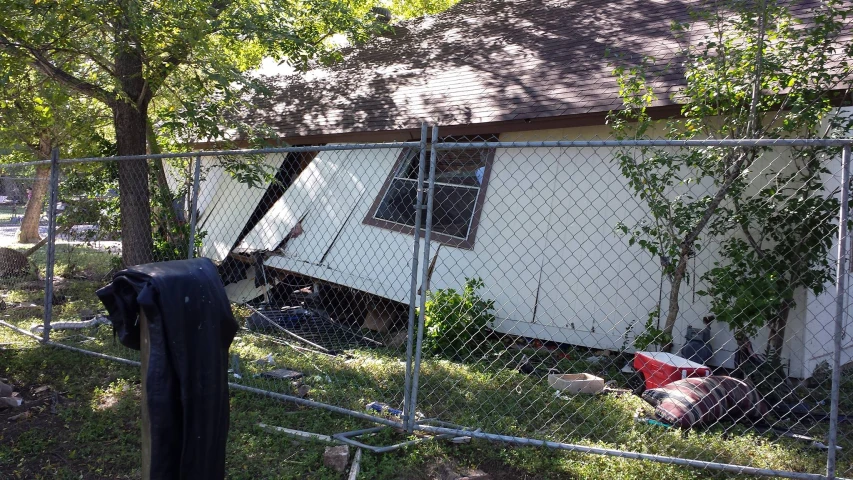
[[365, 137, 495, 248]]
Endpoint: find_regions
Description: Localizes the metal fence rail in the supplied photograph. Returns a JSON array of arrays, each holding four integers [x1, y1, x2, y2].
[[1, 133, 852, 479]]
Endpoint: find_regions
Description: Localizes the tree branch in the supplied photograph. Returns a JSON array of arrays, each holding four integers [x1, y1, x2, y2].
[[734, 199, 765, 259], [0, 31, 116, 106]]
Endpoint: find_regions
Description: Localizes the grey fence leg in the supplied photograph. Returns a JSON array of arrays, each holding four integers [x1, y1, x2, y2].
[[42, 148, 61, 342], [828, 143, 851, 479], [407, 125, 439, 430], [403, 123, 428, 433], [187, 155, 202, 260]]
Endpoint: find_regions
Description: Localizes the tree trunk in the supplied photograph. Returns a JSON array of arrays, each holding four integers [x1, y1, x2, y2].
[[766, 298, 792, 360], [661, 246, 690, 352], [113, 41, 153, 267], [17, 135, 51, 243]]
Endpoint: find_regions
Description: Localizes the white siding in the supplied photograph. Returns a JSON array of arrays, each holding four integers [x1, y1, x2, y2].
[[194, 154, 286, 261]]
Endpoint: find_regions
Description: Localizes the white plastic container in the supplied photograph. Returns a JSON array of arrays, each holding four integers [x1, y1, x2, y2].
[[547, 373, 605, 394]]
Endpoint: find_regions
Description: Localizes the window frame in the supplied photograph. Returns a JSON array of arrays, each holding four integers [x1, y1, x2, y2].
[[363, 138, 496, 249]]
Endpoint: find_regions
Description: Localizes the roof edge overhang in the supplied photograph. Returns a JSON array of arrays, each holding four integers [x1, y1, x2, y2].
[[193, 104, 686, 149]]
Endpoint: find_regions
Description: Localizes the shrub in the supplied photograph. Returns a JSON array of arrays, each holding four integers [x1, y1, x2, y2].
[[422, 277, 495, 359]]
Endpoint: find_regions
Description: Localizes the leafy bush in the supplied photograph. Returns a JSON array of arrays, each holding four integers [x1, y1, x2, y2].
[[632, 309, 672, 351], [422, 277, 495, 359]]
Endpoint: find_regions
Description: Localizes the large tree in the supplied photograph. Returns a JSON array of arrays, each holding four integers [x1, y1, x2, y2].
[[610, 0, 852, 353], [0, 0, 383, 266]]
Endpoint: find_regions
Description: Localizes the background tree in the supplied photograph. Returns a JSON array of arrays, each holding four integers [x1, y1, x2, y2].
[[0, 55, 106, 243], [610, 0, 852, 353], [0, 0, 387, 266]]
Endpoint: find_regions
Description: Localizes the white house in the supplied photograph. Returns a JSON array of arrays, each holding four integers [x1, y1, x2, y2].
[[192, 0, 853, 378]]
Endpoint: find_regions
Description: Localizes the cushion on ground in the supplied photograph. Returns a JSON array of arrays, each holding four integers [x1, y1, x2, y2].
[[642, 375, 768, 428]]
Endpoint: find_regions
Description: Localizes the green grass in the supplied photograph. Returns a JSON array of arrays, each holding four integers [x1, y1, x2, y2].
[[1, 244, 851, 479]]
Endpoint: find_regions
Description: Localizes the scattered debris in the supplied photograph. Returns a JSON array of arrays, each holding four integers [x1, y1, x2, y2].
[[547, 373, 605, 394], [33, 385, 50, 394], [260, 368, 303, 380], [366, 401, 404, 418], [296, 384, 310, 398], [257, 423, 340, 444], [30, 315, 110, 335], [601, 381, 632, 396], [323, 445, 350, 473], [633, 412, 672, 429], [515, 354, 560, 377], [347, 448, 362, 480], [7, 410, 31, 421], [255, 353, 276, 366]]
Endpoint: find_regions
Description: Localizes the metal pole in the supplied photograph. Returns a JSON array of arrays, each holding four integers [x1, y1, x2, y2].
[[403, 123, 428, 433], [407, 125, 439, 429], [187, 155, 202, 259], [828, 144, 851, 479], [414, 424, 828, 480], [228, 383, 404, 429], [42, 148, 60, 342]]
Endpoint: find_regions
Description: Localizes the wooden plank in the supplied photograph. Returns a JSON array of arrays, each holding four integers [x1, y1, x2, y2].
[[140, 310, 151, 480]]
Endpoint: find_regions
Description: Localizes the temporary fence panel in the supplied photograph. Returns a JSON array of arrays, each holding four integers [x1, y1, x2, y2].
[[0, 135, 851, 479], [410, 132, 853, 479]]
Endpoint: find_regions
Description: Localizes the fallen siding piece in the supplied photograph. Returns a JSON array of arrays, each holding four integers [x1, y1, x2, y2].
[[257, 423, 341, 444]]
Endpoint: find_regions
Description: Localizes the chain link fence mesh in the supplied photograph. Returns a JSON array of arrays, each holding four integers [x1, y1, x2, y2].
[[1, 135, 851, 478]]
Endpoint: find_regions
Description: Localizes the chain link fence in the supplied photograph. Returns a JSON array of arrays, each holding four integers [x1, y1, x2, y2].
[[1, 131, 852, 479]]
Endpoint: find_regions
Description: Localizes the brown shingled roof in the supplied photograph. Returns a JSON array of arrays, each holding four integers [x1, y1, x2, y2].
[[241, 0, 849, 141]]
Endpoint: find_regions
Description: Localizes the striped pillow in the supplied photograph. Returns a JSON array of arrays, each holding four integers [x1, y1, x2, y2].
[[642, 376, 768, 428]]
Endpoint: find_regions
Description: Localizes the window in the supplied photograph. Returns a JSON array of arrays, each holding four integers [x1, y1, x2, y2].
[[365, 137, 495, 248]]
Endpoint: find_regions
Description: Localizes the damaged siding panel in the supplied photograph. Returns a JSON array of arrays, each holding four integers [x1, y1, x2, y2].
[[198, 154, 288, 261], [428, 144, 554, 328], [534, 145, 660, 349], [281, 149, 386, 265], [320, 148, 414, 301], [240, 153, 345, 252]]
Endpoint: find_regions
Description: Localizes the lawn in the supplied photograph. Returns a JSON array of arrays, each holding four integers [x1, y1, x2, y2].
[[1, 244, 851, 479]]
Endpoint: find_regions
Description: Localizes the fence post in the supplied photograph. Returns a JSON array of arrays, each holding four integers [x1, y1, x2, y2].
[[41, 148, 61, 342], [187, 154, 202, 260], [828, 143, 851, 479], [406, 125, 439, 430], [403, 123, 428, 433]]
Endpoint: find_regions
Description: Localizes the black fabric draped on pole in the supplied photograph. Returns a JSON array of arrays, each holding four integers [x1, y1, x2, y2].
[[96, 257, 238, 480]]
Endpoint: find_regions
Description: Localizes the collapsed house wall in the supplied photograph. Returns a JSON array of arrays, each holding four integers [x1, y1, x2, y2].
[[222, 124, 853, 378], [165, 155, 287, 262]]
